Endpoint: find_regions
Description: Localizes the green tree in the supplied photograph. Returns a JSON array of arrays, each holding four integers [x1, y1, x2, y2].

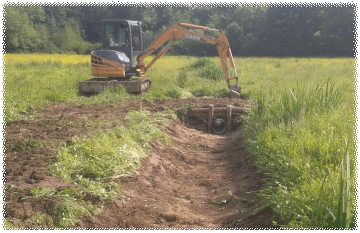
[[52, 18, 89, 54], [4, 6, 42, 52], [225, 21, 244, 55]]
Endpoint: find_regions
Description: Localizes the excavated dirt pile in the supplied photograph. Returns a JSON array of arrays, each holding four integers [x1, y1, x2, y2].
[[4, 98, 274, 229]]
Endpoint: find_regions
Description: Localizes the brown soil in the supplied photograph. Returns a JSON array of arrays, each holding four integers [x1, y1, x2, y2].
[[4, 97, 274, 229]]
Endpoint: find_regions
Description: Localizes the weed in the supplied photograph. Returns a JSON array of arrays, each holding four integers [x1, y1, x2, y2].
[[175, 104, 196, 121], [177, 69, 188, 88], [3, 219, 17, 229], [25, 186, 98, 228], [25, 212, 54, 228], [53, 196, 96, 228], [30, 187, 56, 199], [146, 199, 157, 203], [12, 139, 42, 152], [190, 57, 212, 68], [74, 175, 124, 201]]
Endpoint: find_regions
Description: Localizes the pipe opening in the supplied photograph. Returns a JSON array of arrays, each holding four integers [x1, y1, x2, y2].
[[184, 115, 242, 135]]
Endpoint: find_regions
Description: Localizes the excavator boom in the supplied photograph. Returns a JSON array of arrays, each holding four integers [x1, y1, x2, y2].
[[136, 23, 241, 95]]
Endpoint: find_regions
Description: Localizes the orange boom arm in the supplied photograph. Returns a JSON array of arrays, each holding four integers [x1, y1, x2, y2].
[[136, 23, 239, 88]]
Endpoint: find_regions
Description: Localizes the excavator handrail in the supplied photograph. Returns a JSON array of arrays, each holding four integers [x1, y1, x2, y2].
[[136, 23, 239, 89]]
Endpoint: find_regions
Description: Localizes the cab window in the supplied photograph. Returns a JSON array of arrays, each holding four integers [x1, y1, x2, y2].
[[131, 25, 141, 51], [105, 24, 128, 47]]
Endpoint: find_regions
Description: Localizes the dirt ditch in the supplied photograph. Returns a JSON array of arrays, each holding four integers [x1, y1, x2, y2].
[[4, 97, 274, 229]]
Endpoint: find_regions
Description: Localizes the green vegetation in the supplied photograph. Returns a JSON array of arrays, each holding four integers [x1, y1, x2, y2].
[[242, 62, 356, 228], [50, 110, 174, 182], [27, 187, 99, 228], [4, 55, 355, 229]]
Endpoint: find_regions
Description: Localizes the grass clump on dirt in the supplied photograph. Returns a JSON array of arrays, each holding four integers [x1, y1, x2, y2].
[[37, 110, 175, 228], [28, 187, 100, 228], [51, 110, 173, 182], [242, 79, 356, 229]]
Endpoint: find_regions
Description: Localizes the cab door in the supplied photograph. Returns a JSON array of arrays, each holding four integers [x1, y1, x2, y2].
[[130, 24, 143, 67]]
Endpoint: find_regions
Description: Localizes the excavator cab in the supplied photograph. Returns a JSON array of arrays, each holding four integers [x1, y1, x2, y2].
[[81, 19, 151, 95], [101, 19, 144, 67], [91, 19, 144, 78]]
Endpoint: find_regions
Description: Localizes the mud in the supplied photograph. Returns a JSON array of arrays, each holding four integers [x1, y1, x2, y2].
[[4, 97, 273, 229]]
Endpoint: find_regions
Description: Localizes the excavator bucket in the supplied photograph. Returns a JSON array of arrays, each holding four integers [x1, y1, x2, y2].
[[228, 85, 242, 99]]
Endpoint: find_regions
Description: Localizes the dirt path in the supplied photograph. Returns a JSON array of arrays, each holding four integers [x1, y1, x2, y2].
[[4, 97, 273, 229]]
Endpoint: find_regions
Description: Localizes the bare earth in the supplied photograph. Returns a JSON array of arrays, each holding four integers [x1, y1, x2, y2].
[[4, 97, 274, 229]]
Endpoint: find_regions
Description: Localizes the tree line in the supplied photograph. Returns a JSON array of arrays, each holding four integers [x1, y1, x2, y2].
[[3, 4, 356, 57]]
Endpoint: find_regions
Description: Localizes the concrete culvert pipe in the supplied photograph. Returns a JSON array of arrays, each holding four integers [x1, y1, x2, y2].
[[211, 119, 228, 135]]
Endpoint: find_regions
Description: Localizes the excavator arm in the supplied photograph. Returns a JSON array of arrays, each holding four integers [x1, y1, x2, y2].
[[136, 23, 241, 92]]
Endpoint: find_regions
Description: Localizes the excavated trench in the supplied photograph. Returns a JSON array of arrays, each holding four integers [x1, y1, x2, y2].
[[4, 98, 274, 229]]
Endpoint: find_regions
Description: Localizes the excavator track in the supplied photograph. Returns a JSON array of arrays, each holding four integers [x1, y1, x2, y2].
[[78, 78, 151, 95]]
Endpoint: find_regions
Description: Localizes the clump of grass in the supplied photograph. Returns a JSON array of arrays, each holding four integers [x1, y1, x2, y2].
[[51, 110, 173, 181], [333, 140, 354, 229], [189, 57, 224, 81], [12, 139, 42, 152], [74, 176, 124, 201], [3, 219, 17, 229], [177, 69, 188, 88], [253, 80, 343, 125], [196, 64, 224, 81], [190, 57, 212, 68], [25, 186, 99, 228], [25, 212, 54, 228], [53, 196, 97, 228]]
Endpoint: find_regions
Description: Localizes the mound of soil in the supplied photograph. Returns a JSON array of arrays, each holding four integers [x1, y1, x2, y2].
[[4, 97, 273, 229]]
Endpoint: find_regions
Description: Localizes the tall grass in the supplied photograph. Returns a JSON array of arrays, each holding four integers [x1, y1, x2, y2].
[[243, 79, 355, 228], [4, 60, 92, 121], [253, 80, 343, 125]]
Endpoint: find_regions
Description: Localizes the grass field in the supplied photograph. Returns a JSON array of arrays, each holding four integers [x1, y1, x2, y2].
[[3, 54, 356, 229]]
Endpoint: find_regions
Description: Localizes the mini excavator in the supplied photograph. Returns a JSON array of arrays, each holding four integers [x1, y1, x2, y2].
[[79, 19, 242, 98]]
